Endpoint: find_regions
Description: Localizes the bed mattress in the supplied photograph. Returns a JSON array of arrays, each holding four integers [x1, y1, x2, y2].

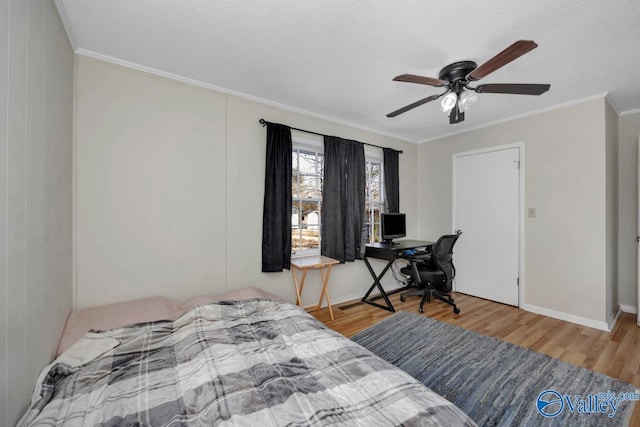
[[20, 297, 475, 426]]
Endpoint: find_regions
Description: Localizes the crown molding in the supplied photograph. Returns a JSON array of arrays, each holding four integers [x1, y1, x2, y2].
[[54, 0, 78, 51], [74, 49, 414, 144], [605, 93, 622, 115], [419, 93, 611, 143], [68, 47, 640, 143], [620, 108, 640, 117]]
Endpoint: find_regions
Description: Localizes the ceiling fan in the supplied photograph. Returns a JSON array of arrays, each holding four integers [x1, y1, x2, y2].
[[387, 40, 550, 124]]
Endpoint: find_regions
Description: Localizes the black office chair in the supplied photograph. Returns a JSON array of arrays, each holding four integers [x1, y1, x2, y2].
[[399, 233, 461, 314]]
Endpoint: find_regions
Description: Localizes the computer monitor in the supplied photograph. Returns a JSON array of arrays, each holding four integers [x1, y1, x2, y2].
[[381, 212, 406, 243]]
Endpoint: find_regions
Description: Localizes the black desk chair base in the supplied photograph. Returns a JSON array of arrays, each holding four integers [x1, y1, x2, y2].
[[399, 286, 460, 314]]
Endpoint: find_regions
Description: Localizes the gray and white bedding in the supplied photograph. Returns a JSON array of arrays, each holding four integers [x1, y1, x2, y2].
[[20, 299, 475, 426]]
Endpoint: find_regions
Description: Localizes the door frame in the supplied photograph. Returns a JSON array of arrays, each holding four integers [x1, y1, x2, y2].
[[452, 141, 525, 307]]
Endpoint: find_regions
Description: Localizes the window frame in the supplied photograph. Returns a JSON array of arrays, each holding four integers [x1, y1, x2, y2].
[[291, 136, 324, 257], [291, 135, 385, 257], [364, 148, 385, 245]]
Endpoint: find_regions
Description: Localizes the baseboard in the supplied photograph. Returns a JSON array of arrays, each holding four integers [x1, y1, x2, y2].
[[331, 290, 377, 307], [310, 292, 628, 331], [619, 304, 637, 314], [303, 287, 404, 311], [302, 290, 370, 311], [521, 303, 611, 332], [607, 308, 622, 331]]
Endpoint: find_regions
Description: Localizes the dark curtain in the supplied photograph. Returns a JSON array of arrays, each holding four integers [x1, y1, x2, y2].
[[261, 123, 292, 272], [383, 148, 400, 213], [322, 136, 365, 262]]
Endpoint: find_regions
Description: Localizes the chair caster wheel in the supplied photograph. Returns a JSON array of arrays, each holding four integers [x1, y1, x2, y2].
[[400, 295, 405, 302], [419, 307, 424, 313], [453, 307, 460, 314]]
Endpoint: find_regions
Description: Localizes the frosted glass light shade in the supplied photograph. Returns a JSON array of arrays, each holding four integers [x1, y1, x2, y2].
[[440, 92, 457, 113], [458, 91, 478, 111]]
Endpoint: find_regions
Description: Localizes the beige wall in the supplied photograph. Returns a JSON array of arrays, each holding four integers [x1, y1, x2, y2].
[[75, 56, 228, 307], [417, 98, 611, 328], [75, 57, 627, 329], [75, 56, 417, 309], [605, 100, 619, 323], [0, 1, 74, 425], [618, 111, 640, 312]]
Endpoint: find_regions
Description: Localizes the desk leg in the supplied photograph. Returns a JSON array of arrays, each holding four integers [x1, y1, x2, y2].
[[361, 256, 396, 312], [291, 266, 308, 306], [317, 265, 334, 320]]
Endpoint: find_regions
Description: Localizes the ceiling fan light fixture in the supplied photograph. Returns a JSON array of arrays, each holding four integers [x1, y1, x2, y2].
[[386, 40, 549, 125], [458, 91, 478, 111], [440, 92, 457, 113]]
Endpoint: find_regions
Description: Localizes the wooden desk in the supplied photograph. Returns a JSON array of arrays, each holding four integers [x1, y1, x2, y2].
[[290, 255, 340, 320]]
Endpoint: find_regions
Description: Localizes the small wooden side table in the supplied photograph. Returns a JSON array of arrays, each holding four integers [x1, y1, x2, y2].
[[290, 255, 340, 320]]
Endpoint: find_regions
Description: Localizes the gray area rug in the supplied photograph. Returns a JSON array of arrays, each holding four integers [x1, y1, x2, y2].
[[351, 311, 637, 426]]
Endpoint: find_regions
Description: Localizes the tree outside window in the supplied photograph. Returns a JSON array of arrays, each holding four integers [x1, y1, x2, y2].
[[364, 160, 383, 244], [292, 148, 323, 254]]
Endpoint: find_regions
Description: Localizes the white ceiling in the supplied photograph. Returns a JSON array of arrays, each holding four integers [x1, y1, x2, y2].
[[56, 0, 640, 143]]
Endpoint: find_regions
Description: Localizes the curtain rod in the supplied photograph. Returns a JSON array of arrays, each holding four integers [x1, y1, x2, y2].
[[259, 119, 403, 154]]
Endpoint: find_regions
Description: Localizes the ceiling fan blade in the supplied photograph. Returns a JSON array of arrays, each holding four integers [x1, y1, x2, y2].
[[467, 40, 538, 81], [386, 94, 443, 117], [475, 83, 550, 95], [393, 74, 448, 87]]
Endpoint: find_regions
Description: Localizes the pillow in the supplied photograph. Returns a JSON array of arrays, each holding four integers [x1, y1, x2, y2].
[[57, 332, 121, 368], [57, 296, 182, 356]]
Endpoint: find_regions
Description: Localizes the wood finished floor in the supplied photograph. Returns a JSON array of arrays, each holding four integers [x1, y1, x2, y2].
[[308, 291, 640, 425]]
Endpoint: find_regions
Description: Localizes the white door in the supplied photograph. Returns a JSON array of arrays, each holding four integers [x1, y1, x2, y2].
[[453, 145, 521, 306]]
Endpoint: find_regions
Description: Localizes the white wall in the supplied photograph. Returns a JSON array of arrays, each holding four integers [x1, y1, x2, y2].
[[416, 97, 612, 328], [605, 100, 619, 323], [74, 56, 627, 329], [75, 56, 228, 307], [617, 111, 640, 312], [0, 1, 74, 425], [75, 56, 417, 309]]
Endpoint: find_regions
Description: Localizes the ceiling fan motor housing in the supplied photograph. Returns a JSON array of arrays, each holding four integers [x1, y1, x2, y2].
[[438, 61, 477, 83]]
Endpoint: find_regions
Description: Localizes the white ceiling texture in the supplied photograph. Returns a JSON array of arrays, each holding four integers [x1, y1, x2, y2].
[[56, 0, 640, 143]]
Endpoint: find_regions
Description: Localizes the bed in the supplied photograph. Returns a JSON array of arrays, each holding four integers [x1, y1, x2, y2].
[[19, 288, 476, 426]]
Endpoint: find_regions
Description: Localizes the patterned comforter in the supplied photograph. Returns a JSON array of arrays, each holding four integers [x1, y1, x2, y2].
[[20, 299, 476, 426]]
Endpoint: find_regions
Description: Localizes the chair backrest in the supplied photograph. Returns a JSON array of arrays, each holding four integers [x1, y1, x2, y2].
[[431, 233, 461, 283]]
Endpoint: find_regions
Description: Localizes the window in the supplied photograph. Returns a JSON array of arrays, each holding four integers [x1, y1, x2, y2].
[[291, 138, 385, 256], [364, 159, 384, 244], [291, 145, 323, 256]]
